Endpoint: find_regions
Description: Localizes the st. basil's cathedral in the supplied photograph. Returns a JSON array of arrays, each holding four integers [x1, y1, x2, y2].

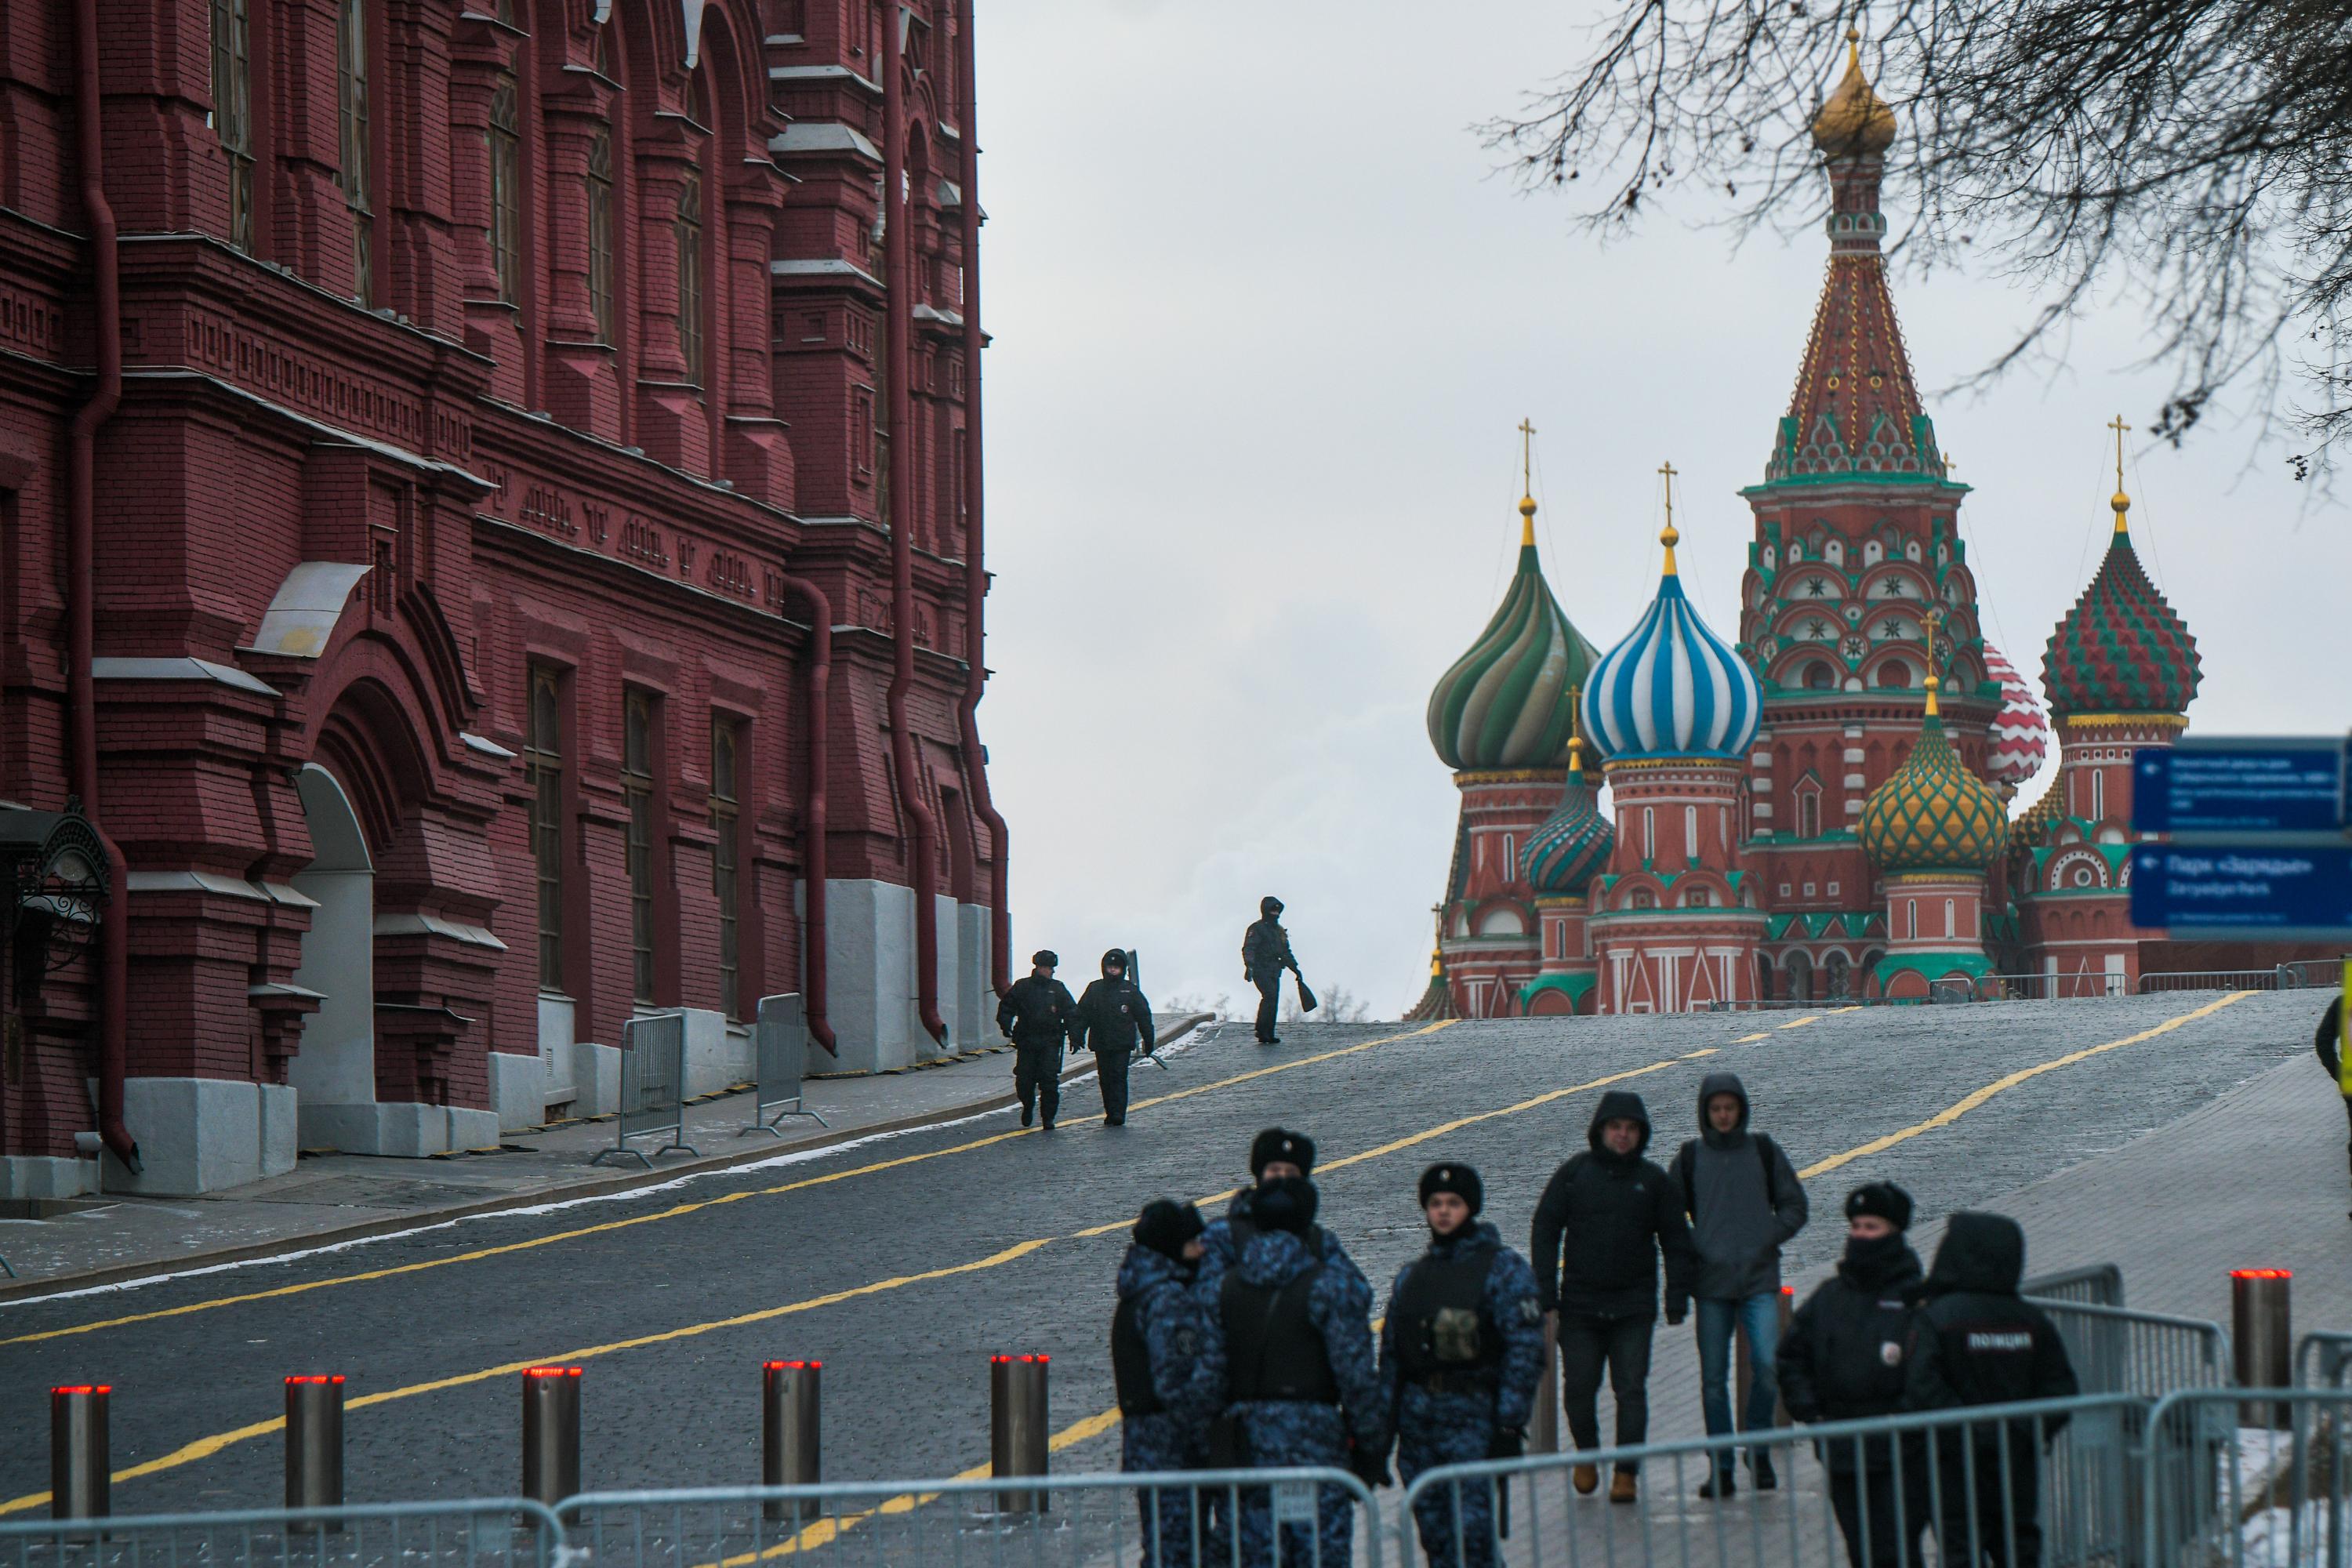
[[1410, 38, 2289, 1018]]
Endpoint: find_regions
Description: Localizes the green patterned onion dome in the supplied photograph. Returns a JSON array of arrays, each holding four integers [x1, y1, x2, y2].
[[1521, 739, 1613, 895], [1860, 691, 2008, 873], [1427, 495, 1602, 770], [2041, 490, 2201, 718]]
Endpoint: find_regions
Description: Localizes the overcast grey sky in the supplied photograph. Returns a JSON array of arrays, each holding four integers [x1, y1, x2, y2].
[[967, 0, 2350, 1020]]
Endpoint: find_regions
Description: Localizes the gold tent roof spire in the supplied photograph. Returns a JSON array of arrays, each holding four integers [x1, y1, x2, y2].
[[2107, 413, 2132, 535], [1811, 23, 1897, 156]]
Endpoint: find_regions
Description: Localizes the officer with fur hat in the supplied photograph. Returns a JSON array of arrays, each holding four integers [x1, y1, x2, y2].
[[1116, 1199, 1221, 1568], [1776, 1182, 1929, 1568], [1195, 1129, 1334, 1301], [1241, 897, 1301, 1046], [1196, 1169, 1385, 1568], [1073, 949, 1156, 1126], [1378, 1163, 1544, 1568], [997, 951, 1080, 1129]]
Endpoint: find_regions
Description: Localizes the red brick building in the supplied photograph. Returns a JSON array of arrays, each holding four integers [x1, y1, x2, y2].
[[0, 0, 1007, 1195]]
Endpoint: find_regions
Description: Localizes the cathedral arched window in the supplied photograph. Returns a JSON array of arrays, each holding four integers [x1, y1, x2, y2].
[[487, 75, 522, 307], [675, 167, 705, 386], [336, 0, 376, 303], [587, 125, 615, 343], [1805, 661, 1835, 691], [1878, 660, 1912, 689], [209, 0, 254, 251]]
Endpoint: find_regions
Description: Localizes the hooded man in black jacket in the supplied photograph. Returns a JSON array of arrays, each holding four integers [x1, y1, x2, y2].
[[2312, 996, 2350, 1212], [1241, 898, 1299, 1046], [1073, 949, 1156, 1127], [1529, 1089, 1695, 1503], [1905, 1212, 2078, 1568], [1777, 1182, 1929, 1568]]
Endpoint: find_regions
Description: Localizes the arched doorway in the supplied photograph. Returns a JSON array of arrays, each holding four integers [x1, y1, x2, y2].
[[288, 764, 376, 1116], [1784, 949, 1813, 1004]]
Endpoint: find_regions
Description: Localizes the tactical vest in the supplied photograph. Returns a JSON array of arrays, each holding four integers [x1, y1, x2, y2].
[[1220, 1266, 1338, 1404], [1111, 1295, 1162, 1417], [1392, 1246, 1501, 1382]]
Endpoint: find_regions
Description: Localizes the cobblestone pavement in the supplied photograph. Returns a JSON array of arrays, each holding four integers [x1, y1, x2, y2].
[[0, 990, 2325, 1518]]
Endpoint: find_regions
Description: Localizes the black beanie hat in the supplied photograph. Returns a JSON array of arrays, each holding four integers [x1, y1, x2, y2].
[[1418, 1162, 1484, 1216], [1846, 1181, 1915, 1231], [1250, 1175, 1318, 1235], [1261, 896, 1284, 916], [1250, 1127, 1316, 1178], [1033, 949, 1058, 969], [1133, 1199, 1206, 1261], [1102, 948, 1127, 974]]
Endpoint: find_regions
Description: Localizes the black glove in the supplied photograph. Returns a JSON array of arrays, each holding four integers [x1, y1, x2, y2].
[[1345, 1438, 1392, 1490], [1486, 1428, 1525, 1461], [1664, 1297, 1689, 1327]]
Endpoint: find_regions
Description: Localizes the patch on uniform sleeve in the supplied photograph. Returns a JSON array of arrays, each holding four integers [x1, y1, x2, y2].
[[1517, 1298, 1544, 1325], [1880, 1341, 1903, 1367], [1173, 1327, 1200, 1357]]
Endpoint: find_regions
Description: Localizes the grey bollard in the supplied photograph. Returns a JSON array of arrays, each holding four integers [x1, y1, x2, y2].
[[762, 1360, 822, 1523], [2232, 1269, 2293, 1428], [990, 1354, 1050, 1514], [521, 1367, 583, 1505], [1532, 1313, 1559, 1453], [285, 1376, 346, 1524], [49, 1385, 109, 1522]]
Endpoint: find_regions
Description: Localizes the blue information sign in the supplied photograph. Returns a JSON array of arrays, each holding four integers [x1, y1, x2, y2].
[[2131, 844, 2352, 938], [2134, 739, 2348, 835]]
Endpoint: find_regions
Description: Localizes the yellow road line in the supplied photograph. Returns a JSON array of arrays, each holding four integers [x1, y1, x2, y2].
[[0, 1026, 1687, 1517], [1798, 992, 2252, 1180], [1778, 1015, 1820, 1029], [2, 1022, 1456, 1351], [1735, 1033, 1770, 1044]]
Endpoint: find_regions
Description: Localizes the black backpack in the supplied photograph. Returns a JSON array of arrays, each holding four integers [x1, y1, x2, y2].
[[1673, 1134, 1788, 1220]]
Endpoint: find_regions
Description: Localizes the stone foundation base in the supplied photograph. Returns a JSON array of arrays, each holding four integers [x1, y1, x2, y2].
[[99, 1078, 299, 1196], [0, 1154, 100, 1199]]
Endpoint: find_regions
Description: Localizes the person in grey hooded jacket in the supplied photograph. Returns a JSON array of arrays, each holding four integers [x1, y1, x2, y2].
[[1670, 1071, 1808, 1498]]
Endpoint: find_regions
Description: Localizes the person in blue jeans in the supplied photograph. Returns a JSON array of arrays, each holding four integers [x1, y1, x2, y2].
[[1671, 1071, 1807, 1498]]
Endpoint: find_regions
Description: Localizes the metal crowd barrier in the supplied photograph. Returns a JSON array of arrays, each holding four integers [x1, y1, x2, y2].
[[2138, 962, 2339, 995], [2142, 1387, 2352, 1568], [0, 1499, 564, 1568], [596, 1011, 696, 1169], [2033, 1299, 2230, 1399], [1395, 1395, 2140, 1568], [558, 1468, 1381, 1568], [744, 992, 828, 1138], [2024, 1262, 2127, 1308], [2297, 1330, 2352, 1390]]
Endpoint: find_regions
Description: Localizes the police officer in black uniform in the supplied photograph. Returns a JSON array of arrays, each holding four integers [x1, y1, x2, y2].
[[996, 950, 1079, 1129], [1073, 949, 1156, 1127]]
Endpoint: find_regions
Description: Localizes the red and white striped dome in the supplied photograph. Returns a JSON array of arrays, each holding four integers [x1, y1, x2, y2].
[[1982, 642, 2050, 789]]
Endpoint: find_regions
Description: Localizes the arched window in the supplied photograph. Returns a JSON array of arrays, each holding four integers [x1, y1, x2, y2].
[[1683, 805, 1697, 857], [1805, 661, 1835, 691], [586, 125, 615, 343], [1642, 807, 1655, 861], [1878, 660, 1912, 689], [209, 0, 254, 251], [1502, 833, 1515, 875], [487, 75, 522, 307], [336, 0, 375, 304], [1944, 897, 1956, 938], [675, 167, 706, 386]]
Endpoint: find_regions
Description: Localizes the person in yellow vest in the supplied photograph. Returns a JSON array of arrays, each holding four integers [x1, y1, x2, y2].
[[2313, 996, 2351, 1218]]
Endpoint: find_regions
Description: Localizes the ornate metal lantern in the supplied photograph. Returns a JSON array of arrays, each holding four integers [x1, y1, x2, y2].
[[0, 802, 109, 977]]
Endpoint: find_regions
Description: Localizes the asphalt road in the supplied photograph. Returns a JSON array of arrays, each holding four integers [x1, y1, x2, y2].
[[0, 990, 2324, 1515]]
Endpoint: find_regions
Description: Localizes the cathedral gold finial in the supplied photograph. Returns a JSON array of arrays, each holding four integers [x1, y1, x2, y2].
[[1922, 606, 1944, 717], [1657, 459, 1680, 575], [1566, 684, 1586, 776], [1517, 418, 1538, 546], [2107, 413, 2132, 535]]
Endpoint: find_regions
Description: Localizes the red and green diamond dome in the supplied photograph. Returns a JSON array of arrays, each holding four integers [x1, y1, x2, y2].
[[2041, 491, 2201, 719]]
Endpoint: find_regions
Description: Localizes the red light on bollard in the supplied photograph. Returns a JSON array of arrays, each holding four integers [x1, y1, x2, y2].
[[284, 1374, 346, 1522], [2231, 1269, 2292, 1280], [764, 1359, 822, 1370], [523, 1367, 583, 1378], [2233, 1269, 2294, 1427], [521, 1367, 583, 1504], [285, 1375, 346, 1385], [51, 1385, 112, 1396], [50, 1385, 111, 1522]]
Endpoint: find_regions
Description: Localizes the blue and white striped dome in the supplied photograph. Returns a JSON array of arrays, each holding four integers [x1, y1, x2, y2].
[[1581, 525, 1762, 761]]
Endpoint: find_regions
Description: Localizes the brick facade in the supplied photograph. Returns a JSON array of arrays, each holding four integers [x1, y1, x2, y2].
[[0, 0, 1002, 1189]]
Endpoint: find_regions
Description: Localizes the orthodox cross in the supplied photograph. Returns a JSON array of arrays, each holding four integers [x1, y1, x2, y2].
[[1657, 459, 1679, 527], [1923, 605, 1944, 673], [2107, 413, 2130, 490], [1519, 418, 1537, 494]]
